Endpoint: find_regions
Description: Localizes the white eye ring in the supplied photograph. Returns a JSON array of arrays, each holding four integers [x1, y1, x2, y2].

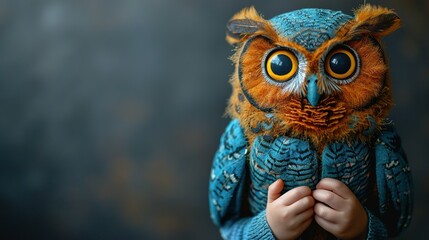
[[321, 44, 361, 85], [262, 47, 308, 95]]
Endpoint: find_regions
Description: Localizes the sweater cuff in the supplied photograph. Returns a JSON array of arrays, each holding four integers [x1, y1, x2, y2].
[[365, 207, 387, 239], [247, 210, 276, 239], [219, 210, 275, 240]]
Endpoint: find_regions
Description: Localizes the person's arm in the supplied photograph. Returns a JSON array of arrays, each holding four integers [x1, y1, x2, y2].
[[374, 122, 413, 237], [316, 123, 413, 239], [209, 119, 316, 240], [209, 119, 275, 239]]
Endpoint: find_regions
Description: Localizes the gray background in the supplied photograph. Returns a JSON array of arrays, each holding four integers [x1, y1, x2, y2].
[[0, 0, 427, 239]]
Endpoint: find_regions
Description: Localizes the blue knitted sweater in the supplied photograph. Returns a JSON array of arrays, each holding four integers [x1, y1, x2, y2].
[[209, 119, 412, 239]]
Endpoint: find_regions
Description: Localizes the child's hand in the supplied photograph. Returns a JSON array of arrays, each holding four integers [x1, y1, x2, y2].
[[266, 179, 315, 240], [312, 178, 368, 240]]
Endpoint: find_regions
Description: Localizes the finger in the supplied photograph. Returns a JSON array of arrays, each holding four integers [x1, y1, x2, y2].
[[295, 210, 314, 230], [267, 179, 284, 203], [316, 178, 352, 199], [314, 215, 339, 235], [297, 207, 314, 222], [277, 186, 312, 206], [314, 202, 340, 223], [288, 195, 315, 214], [299, 217, 314, 232], [313, 189, 343, 210], [288, 208, 314, 229]]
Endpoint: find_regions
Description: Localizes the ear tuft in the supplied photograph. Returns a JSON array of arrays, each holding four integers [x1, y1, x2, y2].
[[226, 7, 274, 45], [346, 4, 400, 39], [226, 19, 264, 42]]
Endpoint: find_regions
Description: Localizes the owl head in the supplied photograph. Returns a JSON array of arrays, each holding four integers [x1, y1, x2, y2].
[[226, 5, 400, 146]]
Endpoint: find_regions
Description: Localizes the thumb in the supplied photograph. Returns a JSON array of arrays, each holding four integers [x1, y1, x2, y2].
[[267, 179, 284, 204]]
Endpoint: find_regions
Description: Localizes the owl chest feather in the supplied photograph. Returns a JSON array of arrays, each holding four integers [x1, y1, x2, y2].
[[247, 134, 372, 214]]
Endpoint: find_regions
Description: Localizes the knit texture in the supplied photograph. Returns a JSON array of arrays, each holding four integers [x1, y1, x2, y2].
[[209, 119, 412, 239], [220, 211, 275, 240], [269, 8, 352, 51]]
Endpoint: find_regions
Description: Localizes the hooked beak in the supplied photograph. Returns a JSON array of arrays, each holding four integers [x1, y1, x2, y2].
[[306, 74, 320, 107]]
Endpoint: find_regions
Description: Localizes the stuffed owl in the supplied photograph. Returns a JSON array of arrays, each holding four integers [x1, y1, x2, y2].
[[209, 5, 413, 240]]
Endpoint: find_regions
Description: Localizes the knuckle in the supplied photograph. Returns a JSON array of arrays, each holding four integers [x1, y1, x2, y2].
[[324, 192, 334, 202], [319, 209, 328, 219], [288, 218, 298, 229], [315, 204, 327, 218], [303, 196, 314, 207], [300, 196, 309, 206], [282, 208, 291, 219], [331, 180, 341, 189], [269, 201, 279, 209]]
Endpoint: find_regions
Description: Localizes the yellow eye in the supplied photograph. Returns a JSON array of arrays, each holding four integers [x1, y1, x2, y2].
[[265, 50, 298, 82], [325, 47, 357, 80]]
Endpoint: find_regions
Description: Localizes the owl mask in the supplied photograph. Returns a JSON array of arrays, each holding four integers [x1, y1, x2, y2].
[[226, 5, 400, 147]]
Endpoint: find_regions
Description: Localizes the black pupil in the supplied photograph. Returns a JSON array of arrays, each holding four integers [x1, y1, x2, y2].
[[270, 54, 293, 76], [329, 52, 352, 75]]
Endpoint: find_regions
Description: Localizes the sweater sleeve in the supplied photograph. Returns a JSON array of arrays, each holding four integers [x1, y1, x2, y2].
[[372, 122, 413, 238], [360, 122, 413, 240], [219, 210, 275, 240], [364, 207, 388, 239], [209, 119, 275, 239]]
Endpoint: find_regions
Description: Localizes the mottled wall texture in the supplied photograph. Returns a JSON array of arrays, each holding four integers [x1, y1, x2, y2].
[[0, 0, 427, 239]]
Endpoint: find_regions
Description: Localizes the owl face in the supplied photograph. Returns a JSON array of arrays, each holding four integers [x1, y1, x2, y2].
[[226, 5, 400, 145]]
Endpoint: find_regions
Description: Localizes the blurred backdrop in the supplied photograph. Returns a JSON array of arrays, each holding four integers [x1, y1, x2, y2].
[[0, 0, 427, 239]]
